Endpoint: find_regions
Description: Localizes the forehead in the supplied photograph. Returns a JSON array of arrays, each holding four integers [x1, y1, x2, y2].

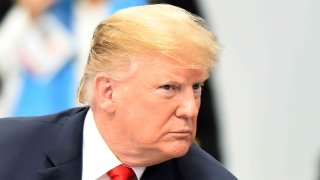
[[125, 54, 209, 82]]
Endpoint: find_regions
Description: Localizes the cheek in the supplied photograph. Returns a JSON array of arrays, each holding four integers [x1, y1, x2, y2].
[[126, 91, 176, 123], [132, 103, 174, 129], [192, 100, 201, 136], [116, 87, 179, 141], [192, 119, 197, 138], [126, 102, 177, 142]]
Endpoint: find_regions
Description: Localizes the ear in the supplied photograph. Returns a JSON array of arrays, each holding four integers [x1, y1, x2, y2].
[[93, 73, 116, 113]]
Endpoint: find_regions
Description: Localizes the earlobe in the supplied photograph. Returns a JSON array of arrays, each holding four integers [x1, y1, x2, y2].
[[93, 73, 116, 113], [101, 100, 116, 113]]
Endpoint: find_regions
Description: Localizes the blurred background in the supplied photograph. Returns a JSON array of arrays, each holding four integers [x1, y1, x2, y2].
[[0, 0, 319, 179]]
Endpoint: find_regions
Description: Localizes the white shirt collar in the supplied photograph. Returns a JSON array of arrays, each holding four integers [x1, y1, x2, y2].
[[82, 108, 145, 180]]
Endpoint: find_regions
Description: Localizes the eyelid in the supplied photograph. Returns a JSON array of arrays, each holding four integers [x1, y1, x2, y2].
[[159, 84, 176, 90], [160, 82, 204, 88], [194, 82, 205, 86], [192, 82, 204, 90]]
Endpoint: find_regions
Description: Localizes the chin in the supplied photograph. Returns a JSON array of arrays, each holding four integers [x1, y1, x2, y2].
[[166, 140, 192, 158]]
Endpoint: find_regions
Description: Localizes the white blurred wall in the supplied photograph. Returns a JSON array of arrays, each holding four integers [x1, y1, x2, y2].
[[199, 0, 320, 179]]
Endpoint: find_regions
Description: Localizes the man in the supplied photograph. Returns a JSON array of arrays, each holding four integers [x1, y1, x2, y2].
[[0, 4, 237, 180]]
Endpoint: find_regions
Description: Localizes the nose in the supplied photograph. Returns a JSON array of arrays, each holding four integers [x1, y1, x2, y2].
[[175, 90, 200, 120]]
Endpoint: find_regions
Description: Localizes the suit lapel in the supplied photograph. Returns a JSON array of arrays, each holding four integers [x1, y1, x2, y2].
[[37, 157, 82, 180], [38, 107, 89, 180]]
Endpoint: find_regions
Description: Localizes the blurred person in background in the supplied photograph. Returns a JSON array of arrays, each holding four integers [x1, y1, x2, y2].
[[0, 4, 236, 180], [0, 0, 147, 117], [0, 0, 75, 117], [0, 0, 13, 21], [0, 0, 12, 111], [0, 1, 12, 97]]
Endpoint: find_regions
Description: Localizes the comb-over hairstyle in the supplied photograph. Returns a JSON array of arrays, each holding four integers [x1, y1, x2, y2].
[[77, 4, 220, 104]]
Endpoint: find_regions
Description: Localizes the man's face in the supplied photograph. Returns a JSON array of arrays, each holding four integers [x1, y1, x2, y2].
[[110, 54, 208, 165]]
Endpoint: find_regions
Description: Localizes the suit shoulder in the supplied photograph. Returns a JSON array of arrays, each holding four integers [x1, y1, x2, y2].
[[0, 107, 88, 179], [0, 106, 89, 124], [0, 106, 89, 144], [176, 144, 237, 180]]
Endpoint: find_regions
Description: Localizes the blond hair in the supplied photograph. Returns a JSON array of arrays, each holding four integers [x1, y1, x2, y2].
[[77, 4, 220, 104]]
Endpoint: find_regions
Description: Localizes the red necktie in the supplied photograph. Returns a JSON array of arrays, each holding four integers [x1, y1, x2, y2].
[[107, 164, 136, 180]]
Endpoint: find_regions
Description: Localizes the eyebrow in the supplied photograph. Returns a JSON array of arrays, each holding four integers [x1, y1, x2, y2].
[[155, 67, 209, 84], [160, 75, 208, 86]]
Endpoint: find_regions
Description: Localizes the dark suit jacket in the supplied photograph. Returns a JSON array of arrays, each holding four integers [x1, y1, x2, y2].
[[0, 107, 236, 180]]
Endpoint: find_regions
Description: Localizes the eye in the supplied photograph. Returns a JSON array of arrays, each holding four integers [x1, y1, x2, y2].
[[192, 83, 204, 91], [157, 84, 177, 98], [159, 84, 174, 90]]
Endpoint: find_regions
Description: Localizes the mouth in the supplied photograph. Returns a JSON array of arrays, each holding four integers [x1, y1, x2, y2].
[[169, 129, 192, 138]]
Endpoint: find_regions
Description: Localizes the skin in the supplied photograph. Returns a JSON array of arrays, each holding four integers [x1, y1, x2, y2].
[[92, 53, 209, 167], [17, 0, 56, 19]]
